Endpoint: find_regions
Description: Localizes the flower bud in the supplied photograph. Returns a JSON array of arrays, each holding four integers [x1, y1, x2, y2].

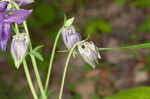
[[11, 33, 29, 69], [78, 41, 101, 68], [62, 25, 81, 49]]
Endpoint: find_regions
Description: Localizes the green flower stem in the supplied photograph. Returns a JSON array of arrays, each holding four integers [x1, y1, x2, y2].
[[99, 43, 150, 51], [10, 1, 47, 98], [58, 42, 150, 53], [23, 60, 38, 99], [14, 24, 19, 34], [23, 22, 47, 99], [58, 41, 84, 99], [45, 27, 63, 92]]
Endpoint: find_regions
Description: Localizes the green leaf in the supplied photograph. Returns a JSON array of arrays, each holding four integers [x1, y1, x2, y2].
[[29, 45, 44, 61], [67, 82, 82, 99], [28, 2, 56, 28], [33, 45, 44, 52], [105, 86, 150, 99], [139, 51, 150, 71], [64, 17, 75, 27], [86, 19, 112, 36], [89, 94, 101, 99], [99, 42, 150, 51], [137, 15, 150, 32], [31, 52, 44, 61], [131, 0, 150, 7], [115, 0, 126, 5]]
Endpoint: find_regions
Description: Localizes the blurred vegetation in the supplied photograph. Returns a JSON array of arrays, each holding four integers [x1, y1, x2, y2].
[[105, 87, 150, 99]]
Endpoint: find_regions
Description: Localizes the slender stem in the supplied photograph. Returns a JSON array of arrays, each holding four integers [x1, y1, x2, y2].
[[58, 41, 82, 99], [45, 27, 63, 92], [23, 22, 47, 99], [23, 60, 38, 99], [14, 24, 19, 34], [10, 1, 47, 98]]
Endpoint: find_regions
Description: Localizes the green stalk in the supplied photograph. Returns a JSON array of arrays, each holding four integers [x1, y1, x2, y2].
[[23, 60, 38, 99], [45, 27, 63, 92], [10, 1, 47, 98], [23, 21, 47, 99], [58, 41, 83, 99], [14, 24, 19, 34]]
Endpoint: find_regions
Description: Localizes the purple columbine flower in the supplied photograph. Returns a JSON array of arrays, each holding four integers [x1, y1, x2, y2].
[[13, 0, 34, 6], [78, 41, 101, 68], [2, 0, 34, 6], [62, 25, 81, 49], [11, 33, 29, 69], [0, 1, 32, 51]]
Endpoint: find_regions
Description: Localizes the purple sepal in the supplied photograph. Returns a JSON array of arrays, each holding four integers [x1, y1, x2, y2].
[[0, 39, 8, 51], [0, 1, 8, 12], [14, 0, 34, 6], [62, 25, 81, 49], [4, 9, 32, 24]]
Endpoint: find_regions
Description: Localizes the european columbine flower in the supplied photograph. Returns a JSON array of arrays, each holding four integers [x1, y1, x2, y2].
[[62, 25, 81, 49], [13, 0, 34, 6], [0, 1, 32, 51], [2, 0, 34, 6], [11, 33, 29, 69], [78, 41, 101, 68]]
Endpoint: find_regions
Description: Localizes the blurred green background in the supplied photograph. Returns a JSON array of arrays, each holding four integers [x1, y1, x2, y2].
[[2, 0, 150, 99]]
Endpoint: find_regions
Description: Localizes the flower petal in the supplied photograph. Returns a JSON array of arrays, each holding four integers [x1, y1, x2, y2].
[[4, 9, 32, 24], [0, 39, 8, 51], [14, 0, 34, 6], [0, 1, 8, 12], [0, 23, 3, 39], [0, 23, 10, 51], [62, 25, 81, 49], [3, 23, 11, 39]]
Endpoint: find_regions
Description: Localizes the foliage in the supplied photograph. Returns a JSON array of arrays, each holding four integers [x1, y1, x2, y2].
[[28, 1, 56, 28], [0, 81, 28, 99], [105, 86, 150, 99], [30, 45, 44, 61], [137, 15, 150, 32], [131, 0, 150, 7], [115, 0, 126, 5], [67, 82, 82, 99], [85, 19, 112, 36]]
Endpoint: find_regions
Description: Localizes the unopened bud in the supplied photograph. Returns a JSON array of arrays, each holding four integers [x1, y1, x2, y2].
[[11, 33, 29, 69], [62, 25, 81, 49]]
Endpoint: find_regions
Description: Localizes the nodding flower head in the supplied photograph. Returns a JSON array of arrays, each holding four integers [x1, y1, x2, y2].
[[62, 25, 81, 49], [11, 33, 29, 69], [78, 41, 101, 68], [0, 1, 32, 51]]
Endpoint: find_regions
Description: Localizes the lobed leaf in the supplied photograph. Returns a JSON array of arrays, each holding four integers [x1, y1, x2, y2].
[[32, 45, 44, 52], [31, 52, 44, 62]]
